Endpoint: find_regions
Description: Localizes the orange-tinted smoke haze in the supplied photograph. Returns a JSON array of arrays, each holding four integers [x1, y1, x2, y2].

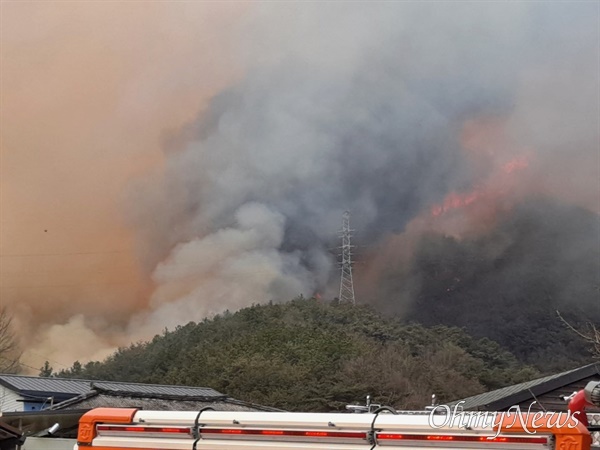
[[1, 1, 249, 371]]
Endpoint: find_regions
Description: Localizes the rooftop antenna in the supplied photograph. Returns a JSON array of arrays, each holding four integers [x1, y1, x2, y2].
[[338, 211, 356, 305]]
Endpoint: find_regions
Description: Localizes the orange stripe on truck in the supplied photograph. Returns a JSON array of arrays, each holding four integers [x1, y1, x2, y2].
[[77, 408, 139, 446]]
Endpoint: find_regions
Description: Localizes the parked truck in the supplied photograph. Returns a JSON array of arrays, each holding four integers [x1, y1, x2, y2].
[[73, 408, 592, 450], [71, 381, 600, 450]]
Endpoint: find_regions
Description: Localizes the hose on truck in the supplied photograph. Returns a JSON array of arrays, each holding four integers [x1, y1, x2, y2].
[[368, 406, 398, 450], [191, 407, 215, 450]]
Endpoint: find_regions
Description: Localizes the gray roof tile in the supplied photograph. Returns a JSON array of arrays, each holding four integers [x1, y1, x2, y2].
[[448, 363, 600, 410], [0, 375, 90, 395], [0, 375, 223, 399], [52, 393, 280, 412], [91, 381, 223, 398]]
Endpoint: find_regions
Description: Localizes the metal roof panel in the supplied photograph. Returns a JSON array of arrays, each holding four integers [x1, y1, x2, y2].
[[0, 375, 91, 395], [91, 381, 223, 398], [448, 363, 600, 410], [0, 375, 224, 399]]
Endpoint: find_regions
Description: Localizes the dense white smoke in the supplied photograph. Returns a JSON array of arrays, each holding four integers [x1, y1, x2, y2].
[[128, 202, 318, 337]]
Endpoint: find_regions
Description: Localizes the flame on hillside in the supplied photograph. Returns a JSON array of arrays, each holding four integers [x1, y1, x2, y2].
[[427, 117, 533, 236]]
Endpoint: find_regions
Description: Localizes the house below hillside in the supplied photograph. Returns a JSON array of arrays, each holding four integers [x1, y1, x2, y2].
[[0, 375, 279, 441], [0, 375, 90, 412]]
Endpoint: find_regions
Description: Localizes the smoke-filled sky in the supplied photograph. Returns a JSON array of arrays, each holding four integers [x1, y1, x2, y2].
[[1, 2, 598, 373]]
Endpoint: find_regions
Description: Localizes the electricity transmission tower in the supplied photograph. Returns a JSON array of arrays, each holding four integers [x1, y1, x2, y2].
[[338, 211, 356, 305]]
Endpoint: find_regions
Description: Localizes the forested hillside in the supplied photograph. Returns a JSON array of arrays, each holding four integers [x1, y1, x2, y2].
[[366, 199, 600, 372], [56, 298, 538, 411], [52, 200, 599, 411]]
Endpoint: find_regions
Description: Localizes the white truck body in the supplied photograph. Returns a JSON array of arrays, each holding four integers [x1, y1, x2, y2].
[[74, 407, 592, 450]]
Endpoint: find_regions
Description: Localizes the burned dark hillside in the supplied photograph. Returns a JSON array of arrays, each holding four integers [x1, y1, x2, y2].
[[387, 198, 600, 370]]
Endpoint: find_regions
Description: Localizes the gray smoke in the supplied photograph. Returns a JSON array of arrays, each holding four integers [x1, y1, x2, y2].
[[127, 2, 599, 335]]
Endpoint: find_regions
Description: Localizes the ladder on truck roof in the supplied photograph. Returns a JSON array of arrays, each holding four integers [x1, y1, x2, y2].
[[76, 407, 592, 450]]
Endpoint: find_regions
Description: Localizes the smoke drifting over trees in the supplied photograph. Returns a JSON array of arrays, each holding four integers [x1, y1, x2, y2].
[[3, 3, 598, 367], [129, 3, 598, 338]]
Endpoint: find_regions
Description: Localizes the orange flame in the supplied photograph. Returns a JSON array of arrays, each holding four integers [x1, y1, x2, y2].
[[431, 117, 533, 222], [431, 190, 481, 217], [502, 155, 529, 174]]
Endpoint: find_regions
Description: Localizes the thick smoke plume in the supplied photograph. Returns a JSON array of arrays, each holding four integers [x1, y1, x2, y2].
[[2, 3, 598, 369], [130, 3, 598, 336]]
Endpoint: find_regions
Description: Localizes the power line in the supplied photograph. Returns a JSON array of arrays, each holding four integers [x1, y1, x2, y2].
[[1, 263, 136, 275], [0, 250, 129, 258], [25, 352, 71, 369], [4, 358, 40, 373], [0, 280, 140, 290], [0, 266, 292, 290]]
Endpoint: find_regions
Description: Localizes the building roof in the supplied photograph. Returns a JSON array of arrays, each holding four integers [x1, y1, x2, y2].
[[448, 362, 600, 411], [0, 376, 280, 438], [48, 381, 279, 413], [0, 375, 90, 397], [89, 381, 223, 399], [0, 375, 224, 400], [50, 392, 279, 412]]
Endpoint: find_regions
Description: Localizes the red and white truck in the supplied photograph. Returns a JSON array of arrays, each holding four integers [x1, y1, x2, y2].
[[74, 407, 591, 450], [71, 380, 600, 450]]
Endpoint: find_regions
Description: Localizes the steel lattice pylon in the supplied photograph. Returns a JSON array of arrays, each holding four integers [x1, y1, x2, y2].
[[338, 211, 356, 305]]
